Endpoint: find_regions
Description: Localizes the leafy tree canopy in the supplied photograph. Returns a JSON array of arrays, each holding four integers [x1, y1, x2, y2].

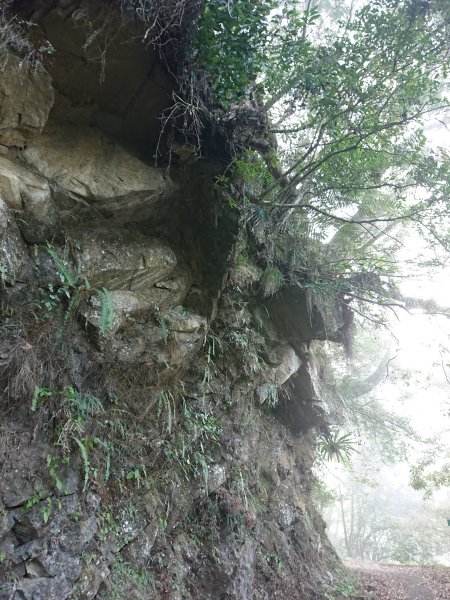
[[188, 0, 450, 323]]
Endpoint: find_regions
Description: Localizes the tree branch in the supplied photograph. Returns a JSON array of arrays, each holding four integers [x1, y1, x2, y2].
[[260, 202, 426, 226]]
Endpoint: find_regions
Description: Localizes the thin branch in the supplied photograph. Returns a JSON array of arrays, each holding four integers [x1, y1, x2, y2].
[[260, 202, 426, 226], [439, 346, 450, 385]]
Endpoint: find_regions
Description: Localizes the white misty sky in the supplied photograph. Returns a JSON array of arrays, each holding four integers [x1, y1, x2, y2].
[[381, 115, 450, 438], [379, 313, 450, 437]]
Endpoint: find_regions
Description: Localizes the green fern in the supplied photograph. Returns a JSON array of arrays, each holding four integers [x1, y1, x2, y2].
[[46, 243, 76, 288], [261, 383, 278, 408], [46, 244, 115, 336], [157, 389, 175, 434], [92, 437, 111, 482], [260, 266, 285, 298], [31, 386, 53, 411], [155, 314, 169, 345], [64, 386, 105, 420], [95, 288, 115, 335]]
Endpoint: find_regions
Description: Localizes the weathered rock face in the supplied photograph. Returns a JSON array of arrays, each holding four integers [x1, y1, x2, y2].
[[0, 4, 342, 600], [0, 197, 33, 283], [265, 284, 352, 350], [0, 156, 51, 212], [74, 228, 178, 291], [0, 55, 54, 148], [276, 358, 329, 435], [256, 343, 302, 404], [0, 155, 60, 243], [23, 123, 172, 224], [33, 2, 173, 155]]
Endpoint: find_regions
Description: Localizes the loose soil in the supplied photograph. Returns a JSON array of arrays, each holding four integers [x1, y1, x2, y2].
[[347, 561, 450, 599]]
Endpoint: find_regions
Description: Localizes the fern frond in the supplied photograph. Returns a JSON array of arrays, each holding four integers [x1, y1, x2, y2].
[[46, 243, 76, 288], [95, 288, 115, 335], [260, 266, 285, 298], [156, 315, 169, 345]]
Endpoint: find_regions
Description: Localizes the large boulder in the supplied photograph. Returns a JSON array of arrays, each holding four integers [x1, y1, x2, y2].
[[0, 156, 59, 243], [275, 359, 328, 434], [265, 284, 352, 350], [73, 228, 177, 291], [101, 306, 206, 367], [74, 230, 193, 343], [83, 270, 191, 334], [256, 344, 302, 404], [0, 54, 54, 148], [23, 123, 172, 223]]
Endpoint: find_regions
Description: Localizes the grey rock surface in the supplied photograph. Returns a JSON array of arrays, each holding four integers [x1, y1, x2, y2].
[[0, 54, 54, 148], [0, 197, 32, 283], [23, 123, 171, 223]]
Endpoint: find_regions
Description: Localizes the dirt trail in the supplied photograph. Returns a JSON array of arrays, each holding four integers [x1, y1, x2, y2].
[[347, 561, 450, 599]]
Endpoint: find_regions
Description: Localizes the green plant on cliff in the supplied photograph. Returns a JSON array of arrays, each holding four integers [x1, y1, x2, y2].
[[189, 0, 450, 327], [260, 266, 284, 298], [31, 386, 53, 412], [192, 0, 276, 107], [29, 382, 115, 492], [323, 569, 359, 600], [45, 243, 115, 335], [163, 401, 222, 491], [261, 383, 278, 409], [96, 556, 154, 600], [316, 430, 357, 466], [156, 389, 176, 434]]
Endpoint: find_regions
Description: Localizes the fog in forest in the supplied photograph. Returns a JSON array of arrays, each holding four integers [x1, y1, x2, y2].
[[316, 279, 450, 566]]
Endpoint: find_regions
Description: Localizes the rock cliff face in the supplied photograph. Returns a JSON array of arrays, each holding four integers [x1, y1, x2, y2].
[[0, 3, 344, 599]]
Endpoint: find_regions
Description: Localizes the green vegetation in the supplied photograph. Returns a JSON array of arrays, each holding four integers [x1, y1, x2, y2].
[[260, 383, 278, 409], [410, 437, 450, 498], [98, 509, 121, 541], [2, 0, 450, 594], [96, 557, 154, 600], [187, 0, 450, 330], [126, 465, 146, 488], [323, 568, 359, 600], [189, 1, 450, 563], [156, 389, 176, 434], [164, 400, 222, 491], [23, 490, 45, 512], [192, 0, 276, 106], [45, 243, 115, 335], [316, 431, 357, 465], [31, 386, 53, 412], [28, 383, 116, 494]]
